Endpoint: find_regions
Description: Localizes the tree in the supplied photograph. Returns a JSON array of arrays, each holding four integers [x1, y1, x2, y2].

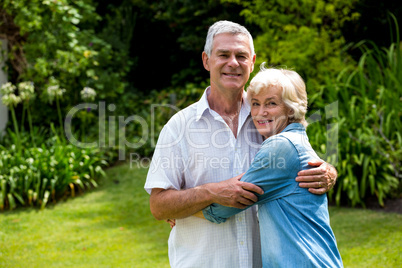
[[222, 0, 360, 91]]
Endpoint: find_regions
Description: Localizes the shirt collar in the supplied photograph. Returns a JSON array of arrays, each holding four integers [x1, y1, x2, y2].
[[281, 123, 305, 133], [195, 87, 211, 121], [196, 87, 250, 121]]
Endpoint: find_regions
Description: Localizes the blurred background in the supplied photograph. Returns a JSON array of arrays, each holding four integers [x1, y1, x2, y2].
[[0, 0, 401, 210]]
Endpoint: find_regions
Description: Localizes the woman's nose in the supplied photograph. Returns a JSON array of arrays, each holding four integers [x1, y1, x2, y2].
[[259, 107, 267, 116]]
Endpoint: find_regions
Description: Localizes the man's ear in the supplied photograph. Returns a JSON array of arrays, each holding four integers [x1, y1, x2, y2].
[[202, 51, 210, 71], [250, 54, 256, 73]]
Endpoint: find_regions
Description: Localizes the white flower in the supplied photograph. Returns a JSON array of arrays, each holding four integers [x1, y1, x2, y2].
[[47, 84, 66, 103], [80, 87, 97, 101], [0, 82, 16, 95], [18, 81, 36, 101], [1, 93, 21, 107]]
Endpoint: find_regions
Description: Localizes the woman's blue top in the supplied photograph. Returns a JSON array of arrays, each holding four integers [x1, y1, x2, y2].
[[203, 123, 343, 267]]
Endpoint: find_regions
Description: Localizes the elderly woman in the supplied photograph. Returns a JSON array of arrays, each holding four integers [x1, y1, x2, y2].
[[201, 67, 343, 267]]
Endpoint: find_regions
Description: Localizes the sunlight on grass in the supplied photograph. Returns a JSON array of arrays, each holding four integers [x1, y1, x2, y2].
[[0, 163, 401, 267], [0, 164, 170, 267], [329, 207, 402, 267]]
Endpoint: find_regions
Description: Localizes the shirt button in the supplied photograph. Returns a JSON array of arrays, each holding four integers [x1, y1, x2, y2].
[[240, 241, 244, 245]]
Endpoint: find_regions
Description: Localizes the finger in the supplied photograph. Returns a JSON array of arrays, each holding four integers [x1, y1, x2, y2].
[[238, 198, 255, 207], [234, 172, 246, 181], [308, 188, 327, 195], [298, 182, 326, 189], [307, 160, 324, 166], [168, 219, 176, 228], [241, 182, 264, 195], [297, 167, 326, 177], [239, 191, 259, 204], [295, 175, 326, 182]]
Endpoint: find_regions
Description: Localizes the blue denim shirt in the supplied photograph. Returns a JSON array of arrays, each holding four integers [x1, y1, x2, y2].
[[203, 123, 343, 267]]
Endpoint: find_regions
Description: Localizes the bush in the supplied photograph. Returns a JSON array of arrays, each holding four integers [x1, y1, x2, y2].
[[223, 0, 359, 91], [0, 138, 107, 210], [0, 0, 130, 127], [307, 36, 401, 207], [115, 82, 207, 158], [0, 80, 108, 211]]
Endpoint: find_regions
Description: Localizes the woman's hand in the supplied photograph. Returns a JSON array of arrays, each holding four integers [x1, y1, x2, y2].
[[295, 160, 337, 194], [166, 219, 176, 228]]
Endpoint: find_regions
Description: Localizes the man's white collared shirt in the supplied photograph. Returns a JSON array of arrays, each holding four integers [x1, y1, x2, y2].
[[145, 87, 263, 268]]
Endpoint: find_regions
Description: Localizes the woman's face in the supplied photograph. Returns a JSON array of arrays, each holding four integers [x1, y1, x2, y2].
[[250, 85, 292, 139]]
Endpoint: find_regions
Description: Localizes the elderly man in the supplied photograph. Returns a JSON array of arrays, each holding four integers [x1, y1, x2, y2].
[[145, 20, 336, 268]]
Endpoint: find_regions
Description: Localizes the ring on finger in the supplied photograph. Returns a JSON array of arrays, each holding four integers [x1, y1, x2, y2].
[[318, 182, 322, 188]]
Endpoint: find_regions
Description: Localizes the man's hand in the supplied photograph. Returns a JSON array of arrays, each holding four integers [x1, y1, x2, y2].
[[205, 173, 264, 209], [150, 174, 263, 221], [295, 160, 337, 194]]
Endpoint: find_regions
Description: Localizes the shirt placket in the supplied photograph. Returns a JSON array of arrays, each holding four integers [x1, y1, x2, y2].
[[234, 138, 249, 268]]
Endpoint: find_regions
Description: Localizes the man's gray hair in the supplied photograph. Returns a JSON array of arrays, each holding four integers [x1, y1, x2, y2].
[[204, 20, 255, 57]]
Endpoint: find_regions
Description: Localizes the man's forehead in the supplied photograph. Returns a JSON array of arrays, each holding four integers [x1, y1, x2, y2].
[[212, 33, 251, 52]]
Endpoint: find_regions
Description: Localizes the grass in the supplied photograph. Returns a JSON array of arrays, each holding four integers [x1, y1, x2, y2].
[[330, 207, 402, 267], [0, 163, 171, 268], [0, 163, 401, 267]]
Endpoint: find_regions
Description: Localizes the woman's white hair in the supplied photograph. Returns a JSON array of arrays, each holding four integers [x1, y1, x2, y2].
[[204, 20, 255, 57], [247, 64, 308, 127]]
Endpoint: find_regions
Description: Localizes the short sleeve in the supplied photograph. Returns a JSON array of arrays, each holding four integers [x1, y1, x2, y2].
[[144, 123, 185, 194]]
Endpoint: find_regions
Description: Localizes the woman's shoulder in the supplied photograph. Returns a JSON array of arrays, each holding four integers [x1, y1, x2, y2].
[[259, 135, 298, 158], [262, 132, 297, 148]]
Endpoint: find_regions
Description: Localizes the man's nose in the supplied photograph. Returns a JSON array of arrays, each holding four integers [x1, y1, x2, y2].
[[227, 55, 239, 68]]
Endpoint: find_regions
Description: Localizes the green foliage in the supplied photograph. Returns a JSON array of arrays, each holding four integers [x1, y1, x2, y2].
[[1, 0, 129, 120], [0, 130, 107, 211], [307, 37, 402, 207], [117, 82, 207, 157], [0, 79, 108, 210], [148, 0, 245, 87], [223, 0, 359, 90]]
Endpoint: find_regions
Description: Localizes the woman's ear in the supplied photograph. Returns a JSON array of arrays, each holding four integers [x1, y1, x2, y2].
[[202, 52, 210, 71], [288, 108, 295, 116]]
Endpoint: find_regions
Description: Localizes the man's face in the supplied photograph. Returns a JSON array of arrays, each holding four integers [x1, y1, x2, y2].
[[202, 33, 256, 93]]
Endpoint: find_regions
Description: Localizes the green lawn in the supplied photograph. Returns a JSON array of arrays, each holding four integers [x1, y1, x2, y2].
[[1, 163, 401, 267]]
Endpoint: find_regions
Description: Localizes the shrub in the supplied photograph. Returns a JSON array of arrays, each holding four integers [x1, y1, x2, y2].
[[0, 138, 107, 210], [223, 0, 359, 91], [307, 35, 401, 207], [0, 81, 108, 210]]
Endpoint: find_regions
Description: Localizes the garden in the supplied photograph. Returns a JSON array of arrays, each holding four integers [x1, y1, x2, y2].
[[0, 0, 401, 266]]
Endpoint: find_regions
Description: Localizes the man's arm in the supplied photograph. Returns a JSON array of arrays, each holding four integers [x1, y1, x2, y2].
[[149, 174, 264, 220], [296, 160, 337, 194]]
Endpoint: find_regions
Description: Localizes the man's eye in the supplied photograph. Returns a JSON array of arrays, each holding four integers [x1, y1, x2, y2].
[[252, 102, 259, 106]]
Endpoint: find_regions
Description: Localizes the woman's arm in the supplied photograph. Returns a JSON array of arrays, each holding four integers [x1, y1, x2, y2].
[[202, 136, 299, 223]]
